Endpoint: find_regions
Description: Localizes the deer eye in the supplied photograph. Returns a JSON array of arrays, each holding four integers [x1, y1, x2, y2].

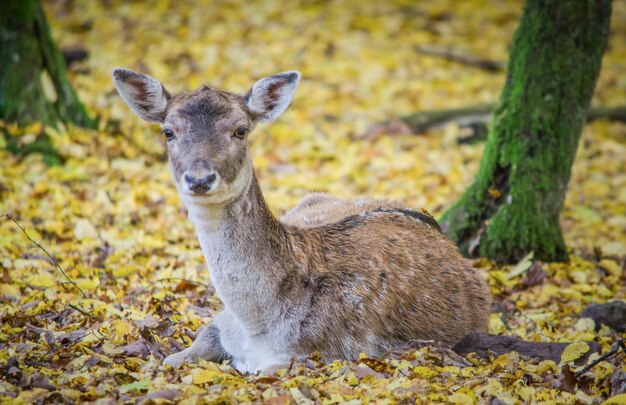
[[162, 128, 176, 141], [233, 126, 249, 139]]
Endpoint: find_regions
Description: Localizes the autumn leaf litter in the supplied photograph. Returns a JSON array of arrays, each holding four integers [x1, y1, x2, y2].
[[1, 0, 625, 403]]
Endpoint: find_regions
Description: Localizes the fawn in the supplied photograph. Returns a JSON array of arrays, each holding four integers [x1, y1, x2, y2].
[[112, 68, 491, 373]]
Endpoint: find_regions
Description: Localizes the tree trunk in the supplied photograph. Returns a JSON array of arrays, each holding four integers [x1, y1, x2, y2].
[[440, 0, 611, 263], [0, 0, 94, 128]]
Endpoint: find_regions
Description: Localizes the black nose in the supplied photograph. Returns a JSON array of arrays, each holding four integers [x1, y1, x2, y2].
[[184, 173, 217, 194]]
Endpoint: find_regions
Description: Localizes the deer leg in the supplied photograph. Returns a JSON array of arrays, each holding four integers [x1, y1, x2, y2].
[[163, 322, 228, 367]]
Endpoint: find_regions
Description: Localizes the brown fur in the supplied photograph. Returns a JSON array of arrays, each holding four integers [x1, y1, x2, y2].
[[230, 175, 490, 361], [281, 193, 405, 227]]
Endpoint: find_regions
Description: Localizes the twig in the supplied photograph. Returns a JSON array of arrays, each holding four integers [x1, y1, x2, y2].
[[574, 339, 626, 378], [68, 303, 95, 319], [414, 45, 505, 72], [394, 104, 626, 136], [21, 252, 56, 266], [130, 277, 212, 302], [88, 329, 106, 343], [4, 214, 87, 298]]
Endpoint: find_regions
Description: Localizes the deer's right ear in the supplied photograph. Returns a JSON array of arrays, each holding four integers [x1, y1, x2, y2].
[[112, 68, 171, 123]]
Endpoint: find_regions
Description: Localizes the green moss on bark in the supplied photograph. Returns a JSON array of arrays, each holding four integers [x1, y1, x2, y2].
[[0, 0, 94, 128], [441, 0, 612, 263]]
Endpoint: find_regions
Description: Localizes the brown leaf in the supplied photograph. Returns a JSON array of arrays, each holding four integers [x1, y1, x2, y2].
[[441, 350, 473, 368], [386, 120, 413, 135], [29, 372, 55, 391], [121, 339, 150, 357], [154, 319, 175, 338], [2, 358, 25, 387], [263, 395, 293, 405], [84, 355, 102, 369], [255, 376, 280, 384], [556, 366, 577, 394], [174, 280, 199, 293], [357, 120, 413, 141], [135, 389, 181, 404], [140, 327, 166, 359], [351, 364, 385, 379], [187, 304, 212, 317], [358, 357, 393, 375], [135, 314, 158, 329], [610, 369, 626, 396], [521, 261, 547, 288], [167, 336, 184, 352], [56, 329, 87, 344]]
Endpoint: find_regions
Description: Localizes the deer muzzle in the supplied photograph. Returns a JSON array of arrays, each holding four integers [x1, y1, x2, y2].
[[184, 173, 217, 194], [183, 159, 218, 195]]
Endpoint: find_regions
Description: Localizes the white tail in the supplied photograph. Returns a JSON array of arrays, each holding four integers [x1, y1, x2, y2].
[[113, 68, 491, 373]]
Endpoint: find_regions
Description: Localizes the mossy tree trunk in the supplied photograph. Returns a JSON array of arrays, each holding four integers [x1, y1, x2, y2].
[[440, 0, 611, 264], [0, 0, 94, 128]]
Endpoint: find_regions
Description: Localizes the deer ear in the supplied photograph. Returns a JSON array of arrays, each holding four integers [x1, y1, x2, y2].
[[245, 71, 300, 122], [112, 68, 171, 123]]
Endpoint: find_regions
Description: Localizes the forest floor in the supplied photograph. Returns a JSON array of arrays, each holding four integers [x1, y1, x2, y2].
[[1, 0, 625, 403]]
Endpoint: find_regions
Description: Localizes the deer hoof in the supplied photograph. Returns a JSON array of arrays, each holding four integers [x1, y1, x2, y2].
[[163, 351, 189, 368]]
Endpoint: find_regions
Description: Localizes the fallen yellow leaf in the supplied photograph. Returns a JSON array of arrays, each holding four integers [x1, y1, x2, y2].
[[559, 342, 590, 365], [603, 394, 626, 405], [192, 369, 223, 385], [448, 392, 474, 404], [507, 252, 534, 279]]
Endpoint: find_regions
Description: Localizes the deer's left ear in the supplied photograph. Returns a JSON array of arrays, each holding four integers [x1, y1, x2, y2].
[[112, 68, 171, 123], [245, 71, 300, 122]]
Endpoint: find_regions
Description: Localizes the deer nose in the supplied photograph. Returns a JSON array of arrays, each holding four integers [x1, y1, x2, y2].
[[184, 173, 217, 194]]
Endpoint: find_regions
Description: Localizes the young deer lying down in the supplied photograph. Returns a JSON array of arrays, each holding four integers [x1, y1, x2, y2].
[[112, 68, 491, 373]]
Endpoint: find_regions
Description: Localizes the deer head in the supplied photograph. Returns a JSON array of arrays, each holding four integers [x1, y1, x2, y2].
[[112, 69, 300, 205]]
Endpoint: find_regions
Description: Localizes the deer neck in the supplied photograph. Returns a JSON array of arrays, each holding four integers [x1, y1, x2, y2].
[[181, 161, 292, 331]]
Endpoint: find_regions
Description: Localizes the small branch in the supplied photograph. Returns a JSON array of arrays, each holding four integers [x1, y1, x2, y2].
[[130, 277, 212, 302], [574, 339, 626, 378], [401, 104, 492, 134], [414, 45, 505, 72], [452, 333, 601, 363], [21, 253, 56, 266], [586, 105, 626, 122], [68, 303, 95, 320], [4, 214, 87, 298], [394, 104, 626, 135]]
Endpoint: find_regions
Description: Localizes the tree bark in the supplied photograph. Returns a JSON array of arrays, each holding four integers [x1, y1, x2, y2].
[[452, 333, 601, 363], [440, 0, 612, 263], [0, 0, 94, 128]]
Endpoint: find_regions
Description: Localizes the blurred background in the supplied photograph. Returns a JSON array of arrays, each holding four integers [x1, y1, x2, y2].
[[2, 0, 625, 276]]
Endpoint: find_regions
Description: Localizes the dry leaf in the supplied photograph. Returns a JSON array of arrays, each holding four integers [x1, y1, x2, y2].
[[1, 1, 625, 403], [559, 342, 590, 366]]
